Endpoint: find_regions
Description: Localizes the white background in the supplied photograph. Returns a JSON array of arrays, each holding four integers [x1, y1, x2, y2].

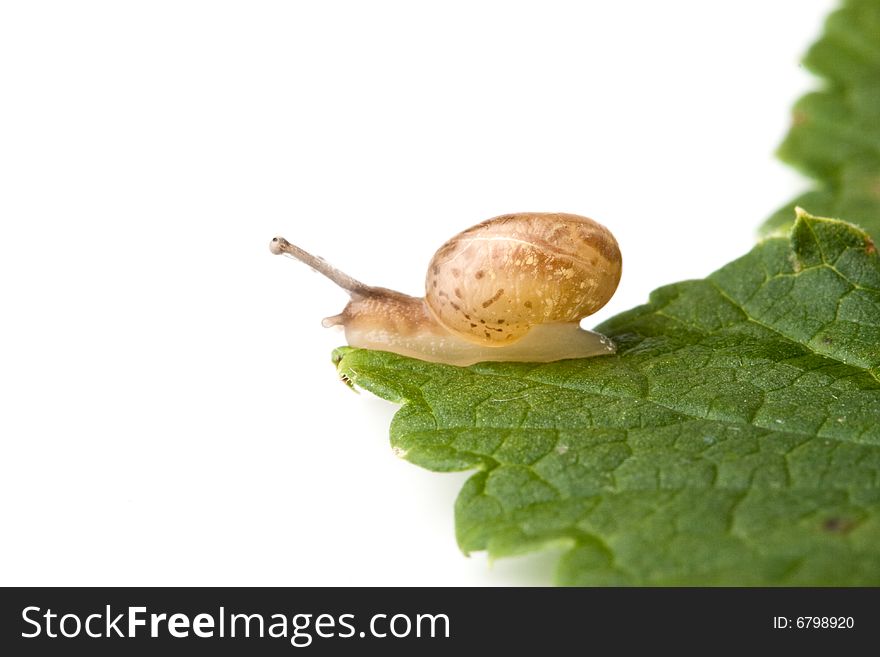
[[1, 0, 836, 585]]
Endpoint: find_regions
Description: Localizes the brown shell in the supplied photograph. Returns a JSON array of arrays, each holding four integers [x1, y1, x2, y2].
[[425, 212, 621, 345]]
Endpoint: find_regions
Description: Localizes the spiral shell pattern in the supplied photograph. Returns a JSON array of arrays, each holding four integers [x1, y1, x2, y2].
[[425, 212, 622, 345]]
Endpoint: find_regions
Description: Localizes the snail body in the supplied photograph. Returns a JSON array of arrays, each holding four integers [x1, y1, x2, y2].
[[271, 212, 621, 366]]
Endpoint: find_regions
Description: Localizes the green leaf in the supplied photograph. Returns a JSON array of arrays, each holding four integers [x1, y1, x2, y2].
[[336, 212, 880, 585], [762, 0, 880, 239], [328, 0, 880, 584]]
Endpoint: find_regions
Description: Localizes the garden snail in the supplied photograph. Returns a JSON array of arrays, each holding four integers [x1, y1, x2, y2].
[[270, 212, 621, 366]]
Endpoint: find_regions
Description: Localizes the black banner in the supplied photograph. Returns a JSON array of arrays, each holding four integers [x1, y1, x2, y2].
[[0, 587, 874, 654]]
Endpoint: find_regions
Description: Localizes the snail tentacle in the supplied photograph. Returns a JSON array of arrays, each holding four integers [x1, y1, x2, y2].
[[270, 236, 372, 297]]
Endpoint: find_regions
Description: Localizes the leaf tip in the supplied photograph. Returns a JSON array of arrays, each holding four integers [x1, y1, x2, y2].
[[332, 346, 361, 393], [331, 346, 354, 366]]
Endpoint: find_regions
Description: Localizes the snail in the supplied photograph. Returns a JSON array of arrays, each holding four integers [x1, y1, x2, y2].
[[270, 212, 621, 366]]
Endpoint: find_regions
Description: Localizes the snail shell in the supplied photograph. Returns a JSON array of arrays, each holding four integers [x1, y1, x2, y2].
[[270, 212, 622, 366], [426, 213, 621, 345]]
